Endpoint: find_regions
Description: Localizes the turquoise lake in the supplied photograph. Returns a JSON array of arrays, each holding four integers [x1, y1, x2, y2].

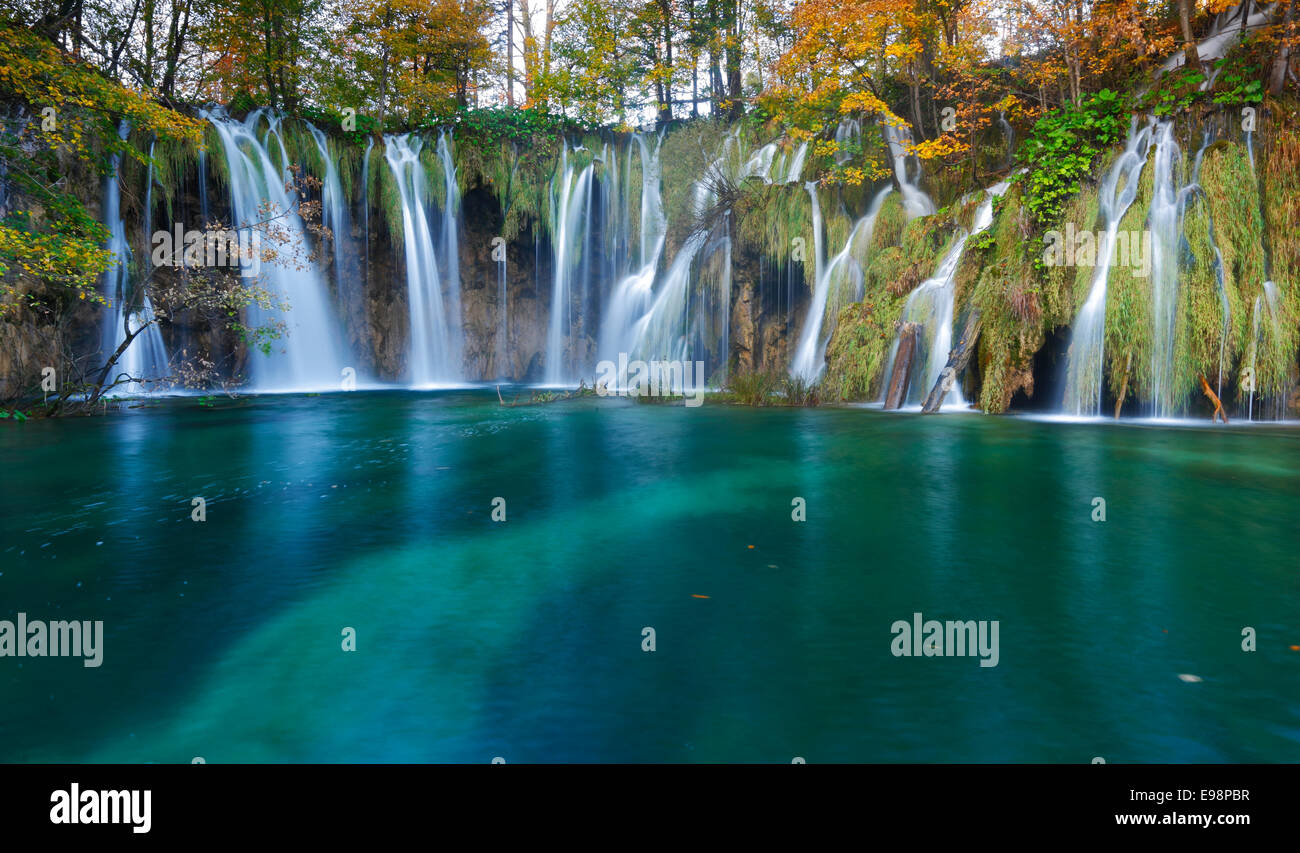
[[1, 391, 1298, 762]]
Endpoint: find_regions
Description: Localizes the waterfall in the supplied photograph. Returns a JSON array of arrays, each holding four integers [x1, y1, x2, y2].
[[361, 138, 372, 272], [784, 141, 809, 184], [306, 124, 350, 306], [1185, 128, 1233, 402], [601, 134, 667, 367], [204, 108, 349, 391], [197, 145, 210, 226], [882, 122, 936, 219], [790, 185, 892, 381], [1147, 120, 1197, 418], [1061, 118, 1155, 416], [545, 145, 596, 385], [1247, 281, 1283, 420], [382, 132, 461, 386], [497, 253, 509, 379], [881, 181, 1010, 409], [619, 134, 774, 389], [101, 120, 168, 396], [834, 118, 861, 165], [436, 132, 464, 365], [997, 111, 1015, 167]]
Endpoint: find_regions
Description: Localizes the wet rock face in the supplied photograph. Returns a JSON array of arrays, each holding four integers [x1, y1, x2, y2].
[[729, 247, 795, 377]]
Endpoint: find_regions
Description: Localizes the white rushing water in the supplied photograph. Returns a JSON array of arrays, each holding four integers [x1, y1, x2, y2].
[[600, 133, 667, 369], [790, 185, 893, 381], [306, 123, 350, 304], [101, 120, 168, 396], [205, 108, 349, 391], [1061, 118, 1155, 416], [1147, 120, 1198, 418], [883, 121, 937, 220], [880, 180, 1010, 409], [382, 132, 462, 386], [545, 145, 596, 385]]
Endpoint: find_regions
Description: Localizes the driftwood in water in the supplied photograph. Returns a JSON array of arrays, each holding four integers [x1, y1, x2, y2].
[[1199, 374, 1229, 423], [884, 322, 920, 410], [1114, 350, 1133, 419], [497, 381, 593, 407], [921, 311, 981, 413]]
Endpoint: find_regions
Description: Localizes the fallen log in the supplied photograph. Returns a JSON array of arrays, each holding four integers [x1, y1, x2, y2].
[[921, 311, 981, 413], [884, 322, 920, 410], [1199, 374, 1229, 423], [497, 381, 594, 407]]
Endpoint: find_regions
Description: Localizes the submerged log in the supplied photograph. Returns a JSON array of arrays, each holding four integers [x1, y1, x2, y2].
[[1199, 374, 1229, 423], [921, 311, 981, 414], [884, 322, 920, 410]]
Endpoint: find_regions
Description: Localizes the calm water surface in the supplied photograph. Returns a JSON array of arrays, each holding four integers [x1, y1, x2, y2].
[[1, 390, 1297, 762]]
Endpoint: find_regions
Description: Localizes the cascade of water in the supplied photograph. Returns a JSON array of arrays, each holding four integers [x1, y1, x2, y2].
[[306, 124, 351, 307], [790, 185, 892, 381], [436, 132, 464, 365], [545, 145, 596, 384], [882, 122, 936, 219], [783, 141, 809, 184], [997, 111, 1015, 167], [361, 137, 372, 271], [101, 121, 169, 396], [204, 108, 349, 390], [1147, 120, 1199, 418], [622, 134, 778, 389], [834, 118, 861, 165], [880, 181, 1010, 408], [600, 134, 667, 366], [1061, 118, 1155, 416], [1248, 280, 1283, 420], [197, 145, 210, 225], [744, 142, 778, 181], [497, 253, 509, 379], [382, 132, 460, 385]]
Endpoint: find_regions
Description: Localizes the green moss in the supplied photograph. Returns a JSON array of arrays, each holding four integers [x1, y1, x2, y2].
[[969, 186, 1057, 413], [1258, 107, 1300, 403], [1101, 154, 1155, 403], [821, 294, 908, 401], [869, 192, 905, 253]]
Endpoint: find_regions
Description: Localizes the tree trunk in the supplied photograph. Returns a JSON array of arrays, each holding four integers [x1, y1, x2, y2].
[[1113, 349, 1132, 418], [921, 311, 980, 413], [506, 0, 515, 106], [1179, 0, 1201, 69], [1199, 374, 1229, 423], [884, 322, 920, 410], [1270, 0, 1296, 95]]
